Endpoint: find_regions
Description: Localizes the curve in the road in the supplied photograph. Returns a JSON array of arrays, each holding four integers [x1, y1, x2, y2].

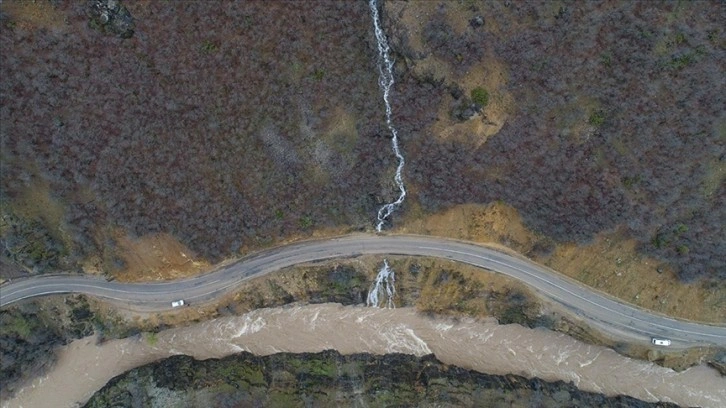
[[1, 234, 725, 347]]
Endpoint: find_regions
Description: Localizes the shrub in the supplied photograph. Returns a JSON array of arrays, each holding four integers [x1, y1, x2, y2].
[[470, 87, 489, 107], [588, 111, 605, 126]]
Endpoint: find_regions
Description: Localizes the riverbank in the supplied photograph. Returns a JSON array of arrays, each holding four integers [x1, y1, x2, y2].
[[3, 255, 722, 400], [84, 351, 680, 407]]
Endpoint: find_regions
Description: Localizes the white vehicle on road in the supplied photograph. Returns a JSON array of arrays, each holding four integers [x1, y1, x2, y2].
[[171, 299, 185, 308], [651, 338, 671, 346]]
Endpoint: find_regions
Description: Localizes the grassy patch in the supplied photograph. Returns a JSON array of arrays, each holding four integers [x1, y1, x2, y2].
[[600, 52, 612, 68], [311, 68, 325, 81], [1, 314, 34, 339], [298, 215, 313, 229], [200, 40, 218, 53], [621, 175, 641, 189], [588, 110, 605, 127], [144, 332, 158, 346], [470, 87, 489, 107], [0, 207, 68, 274]]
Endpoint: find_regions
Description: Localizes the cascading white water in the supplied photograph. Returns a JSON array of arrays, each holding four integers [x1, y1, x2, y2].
[[366, 259, 396, 308], [368, 0, 403, 308], [369, 0, 406, 233]]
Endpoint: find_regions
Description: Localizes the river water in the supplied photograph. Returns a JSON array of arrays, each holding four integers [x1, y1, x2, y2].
[[3, 303, 724, 408]]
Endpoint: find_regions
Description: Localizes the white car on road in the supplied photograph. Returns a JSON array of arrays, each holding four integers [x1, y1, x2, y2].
[[651, 338, 671, 346], [171, 299, 185, 308]]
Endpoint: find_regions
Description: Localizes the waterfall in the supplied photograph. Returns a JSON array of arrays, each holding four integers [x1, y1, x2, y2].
[[369, 0, 406, 233], [366, 259, 396, 308], [367, 0, 403, 308]]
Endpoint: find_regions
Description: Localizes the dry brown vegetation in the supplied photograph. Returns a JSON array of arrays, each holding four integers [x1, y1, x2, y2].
[[0, 0, 68, 31], [383, 0, 725, 322], [1, 0, 723, 326], [1, 0, 389, 277], [392, 0, 725, 283], [399, 202, 726, 323]]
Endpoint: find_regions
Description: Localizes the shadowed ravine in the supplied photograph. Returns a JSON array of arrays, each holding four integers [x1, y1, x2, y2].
[[3, 304, 723, 408]]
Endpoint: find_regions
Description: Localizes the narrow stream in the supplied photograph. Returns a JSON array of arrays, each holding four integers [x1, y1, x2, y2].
[[367, 0, 403, 307], [369, 0, 406, 232], [4, 304, 724, 408]]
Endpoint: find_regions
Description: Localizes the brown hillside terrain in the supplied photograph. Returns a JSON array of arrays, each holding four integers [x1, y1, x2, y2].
[[400, 202, 725, 323], [1, 0, 723, 326]]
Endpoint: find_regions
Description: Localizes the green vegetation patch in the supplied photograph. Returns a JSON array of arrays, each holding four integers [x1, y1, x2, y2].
[[83, 351, 681, 407], [200, 40, 219, 53], [0, 296, 132, 397], [0, 207, 68, 274], [311, 68, 325, 81], [298, 215, 314, 229], [470, 87, 489, 107], [588, 110, 606, 127], [144, 332, 158, 346]]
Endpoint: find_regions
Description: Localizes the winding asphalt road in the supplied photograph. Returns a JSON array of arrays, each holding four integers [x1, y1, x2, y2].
[[1, 234, 725, 347]]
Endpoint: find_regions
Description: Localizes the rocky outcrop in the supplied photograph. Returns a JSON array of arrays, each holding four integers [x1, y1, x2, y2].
[[87, 0, 135, 38], [708, 350, 726, 376], [84, 350, 681, 408]]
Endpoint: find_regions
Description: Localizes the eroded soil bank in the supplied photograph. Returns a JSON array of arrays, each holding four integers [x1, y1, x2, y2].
[[4, 303, 724, 408]]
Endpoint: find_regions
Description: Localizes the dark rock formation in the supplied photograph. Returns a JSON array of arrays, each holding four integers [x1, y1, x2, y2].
[[84, 351, 682, 408], [708, 350, 726, 377], [87, 0, 134, 38]]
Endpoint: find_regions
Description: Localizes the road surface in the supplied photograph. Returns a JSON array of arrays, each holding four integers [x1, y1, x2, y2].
[[1, 234, 724, 347]]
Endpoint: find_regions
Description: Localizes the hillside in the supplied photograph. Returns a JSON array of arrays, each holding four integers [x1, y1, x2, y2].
[[2, 1, 725, 406], [1, 1, 723, 290]]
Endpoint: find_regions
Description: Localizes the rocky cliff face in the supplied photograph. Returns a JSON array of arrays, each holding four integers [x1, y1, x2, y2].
[[84, 350, 680, 408]]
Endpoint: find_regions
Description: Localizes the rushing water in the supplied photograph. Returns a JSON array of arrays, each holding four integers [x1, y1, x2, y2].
[[369, 0, 406, 232], [367, 0, 403, 307], [366, 259, 396, 308], [4, 304, 724, 408]]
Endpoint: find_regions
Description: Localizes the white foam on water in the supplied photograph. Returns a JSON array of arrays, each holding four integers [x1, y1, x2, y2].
[[367, 259, 396, 308], [4, 304, 724, 408], [235, 315, 266, 337]]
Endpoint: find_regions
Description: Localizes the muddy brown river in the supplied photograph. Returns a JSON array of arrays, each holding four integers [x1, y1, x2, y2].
[[3, 303, 724, 408]]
